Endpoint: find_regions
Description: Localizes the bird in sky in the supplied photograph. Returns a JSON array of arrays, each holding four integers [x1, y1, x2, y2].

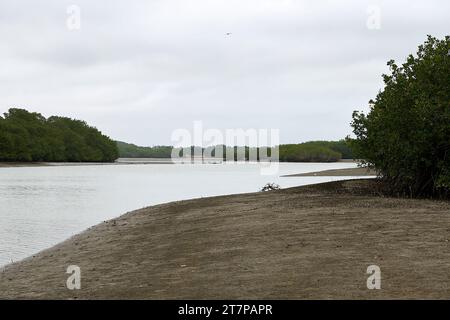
[[225, 32, 232, 36]]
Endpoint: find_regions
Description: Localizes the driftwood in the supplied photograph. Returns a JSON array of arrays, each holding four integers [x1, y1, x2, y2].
[[260, 183, 281, 192]]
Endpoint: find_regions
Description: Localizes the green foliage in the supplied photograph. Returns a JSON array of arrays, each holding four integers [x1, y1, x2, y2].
[[323, 140, 354, 159], [116, 141, 173, 158], [0, 108, 119, 162], [280, 140, 353, 162], [279, 142, 342, 162], [350, 35, 450, 197]]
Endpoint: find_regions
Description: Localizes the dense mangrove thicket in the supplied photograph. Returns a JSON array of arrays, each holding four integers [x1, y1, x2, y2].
[[350, 36, 450, 197], [0, 108, 118, 162]]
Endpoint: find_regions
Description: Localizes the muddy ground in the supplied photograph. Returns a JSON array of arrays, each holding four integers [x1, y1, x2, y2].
[[0, 179, 449, 299]]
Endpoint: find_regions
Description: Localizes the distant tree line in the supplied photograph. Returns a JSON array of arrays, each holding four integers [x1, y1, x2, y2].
[[0, 108, 118, 162], [117, 140, 353, 162], [116, 141, 173, 158], [0, 109, 353, 164], [279, 141, 352, 162]]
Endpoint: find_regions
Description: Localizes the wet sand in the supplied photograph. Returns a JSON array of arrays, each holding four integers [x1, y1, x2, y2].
[[0, 179, 449, 299], [283, 167, 377, 177]]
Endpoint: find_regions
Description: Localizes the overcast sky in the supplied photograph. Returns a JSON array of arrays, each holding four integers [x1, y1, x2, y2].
[[0, 0, 448, 146]]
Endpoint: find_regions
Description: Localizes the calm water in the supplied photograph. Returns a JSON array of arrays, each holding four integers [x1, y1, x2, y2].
[[0, 161, 359, 267]]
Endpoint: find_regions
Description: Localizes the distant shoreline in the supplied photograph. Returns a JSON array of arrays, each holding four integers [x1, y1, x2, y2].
[[0, 158, 357, 168], [0, 159, 174, 168]]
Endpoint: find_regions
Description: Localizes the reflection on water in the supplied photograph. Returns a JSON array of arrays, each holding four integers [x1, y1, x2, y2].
[[0, 162, 358, 266]]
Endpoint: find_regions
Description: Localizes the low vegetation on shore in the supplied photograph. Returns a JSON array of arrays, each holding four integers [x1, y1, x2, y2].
[[278, 141, 352, 162]]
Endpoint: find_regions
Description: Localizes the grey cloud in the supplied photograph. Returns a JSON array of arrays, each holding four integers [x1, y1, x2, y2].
[[0, 0, 448, 145]]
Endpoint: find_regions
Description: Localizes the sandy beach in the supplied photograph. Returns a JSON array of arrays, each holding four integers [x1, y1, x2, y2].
[[0, 178, 449, 299]]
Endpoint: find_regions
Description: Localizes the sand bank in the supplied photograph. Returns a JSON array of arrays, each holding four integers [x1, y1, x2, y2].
[[282, 167, 377, 177], [0, 179, 449, 299]]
